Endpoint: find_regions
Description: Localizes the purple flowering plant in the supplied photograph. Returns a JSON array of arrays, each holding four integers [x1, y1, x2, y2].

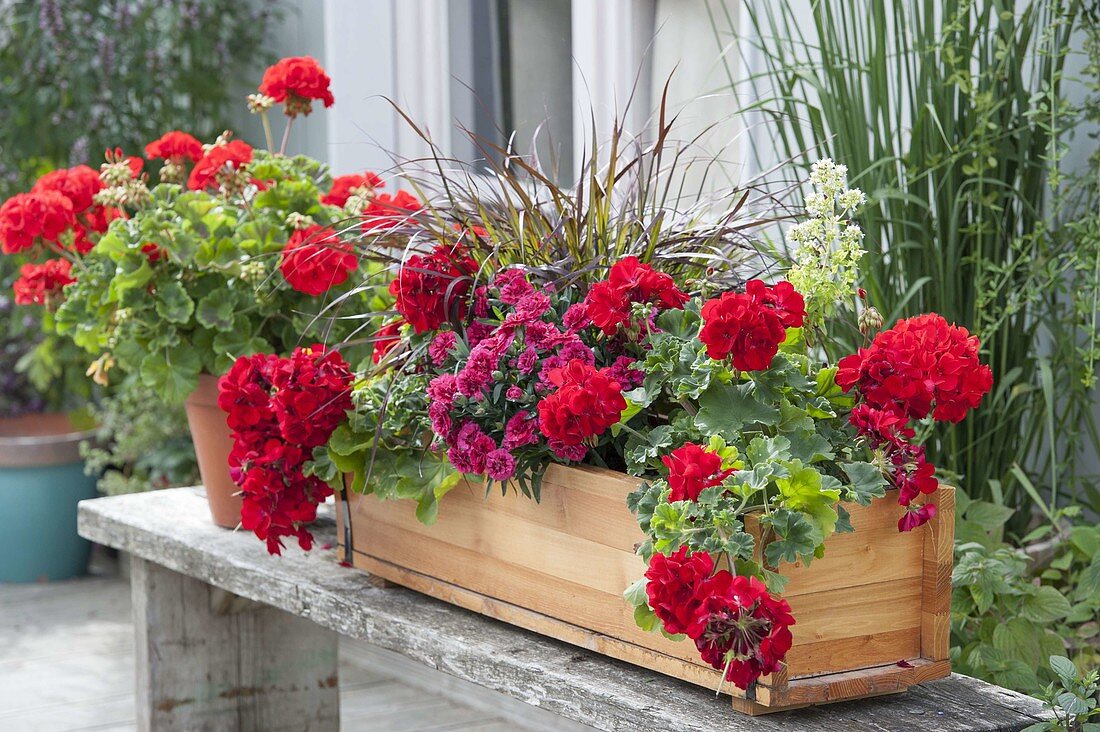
[[422, 268, 647, 499]]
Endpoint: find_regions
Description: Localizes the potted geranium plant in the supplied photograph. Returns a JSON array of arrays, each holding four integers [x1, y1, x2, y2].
[[52, 56, 391, 527], [218, 134, 991, 710]]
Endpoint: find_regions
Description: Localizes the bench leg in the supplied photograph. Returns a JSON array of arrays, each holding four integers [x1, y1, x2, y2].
[[130, 557, 339, 732]]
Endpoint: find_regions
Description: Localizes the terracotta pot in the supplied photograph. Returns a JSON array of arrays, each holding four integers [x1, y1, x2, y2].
[[183, 374, 242, 528], [0, 413, 99, 581]]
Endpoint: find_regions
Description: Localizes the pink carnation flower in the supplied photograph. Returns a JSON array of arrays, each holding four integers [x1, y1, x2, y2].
[[502, 411, 538, 450], [484, 449, 516, 481], [429, 331, 458, 365]]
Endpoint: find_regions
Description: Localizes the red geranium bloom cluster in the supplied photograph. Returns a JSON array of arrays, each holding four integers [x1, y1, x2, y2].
[[699, 280, 806, 370], [389, 243, 477, 333], [259, 56, 335, 117], [144, 131, 204, 163], [280, 225, 358, 296], [32, 165, 122, 254], [583, 256, 689, 335], [836, 313, 992, 424], [218, 346, 353, 554], [187, 140, 254, 191], [537, 359, 627, 449], [662, 442, 734, 502], [645, 548, 795, 689], [361, 190, 422, 232], [837, 314, 992, 531], [322, 172, 384, 207], [13, 259, 74, 305], [0, 190, 74, 254]]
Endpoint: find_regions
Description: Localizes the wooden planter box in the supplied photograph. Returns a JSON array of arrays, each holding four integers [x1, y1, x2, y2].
[[336, 464, 953, 714]]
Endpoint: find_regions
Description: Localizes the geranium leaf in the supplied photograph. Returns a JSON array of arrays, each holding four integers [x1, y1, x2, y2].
[[841, 461, 888, 505], [623, 577, 649, 607], [154, 280, 195, 324], [695, 381, 779, 437], [195, 293, 236, 332], [762, 508, 818, 568], [786, 429, 835, 463], [138, 345, 200, 403]]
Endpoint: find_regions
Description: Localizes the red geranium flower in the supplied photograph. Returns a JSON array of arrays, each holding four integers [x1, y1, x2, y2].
[[836, 313, 992, 424], [322, 172, 384, 206], [699, 280, 805, 371], [362, 190, 422, 232], [32, 165, 104, 213], [644, 547, 718, 636], [259, 56, 335, 116], [12, 259, 74, 306], [218, 346, 353, 554], [583, 256, 689, 335], [145, 131, 204, 163], [662, 442, 734, 502], [279, 225, 357, 296], [536, 359, 626, 446], [187, 140, 254, 191], [389, 242, 476, 333], [0, 191, 75, 253], [898, 502, 937, 532], [747, 279, 807, 329], [685, 573, 795, 690]]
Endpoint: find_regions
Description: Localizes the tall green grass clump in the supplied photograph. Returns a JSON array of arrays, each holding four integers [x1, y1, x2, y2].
[[714, 0, 1100, 531]]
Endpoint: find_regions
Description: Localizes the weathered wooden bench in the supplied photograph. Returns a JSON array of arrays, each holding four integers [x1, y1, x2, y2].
[[78, 487, 1051, 732]]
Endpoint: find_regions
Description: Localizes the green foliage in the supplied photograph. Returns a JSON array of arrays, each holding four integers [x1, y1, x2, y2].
[[624, 316, 892, 597], [327, 373, 461, 524], [0, 0, 277, 197], [79, 376, 198, 495], [952, 540, 1069, 691], [1022, 657, 1100, 732], [952, 494, 1099, 697], [725, 0, 1100, 527], [54, 153, 370, 401]]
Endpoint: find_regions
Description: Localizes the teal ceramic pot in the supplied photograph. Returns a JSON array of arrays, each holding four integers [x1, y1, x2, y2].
[[0, 414, 99, 582]]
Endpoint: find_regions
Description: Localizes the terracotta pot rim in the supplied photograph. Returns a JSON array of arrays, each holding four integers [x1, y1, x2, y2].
[[0, 413, 96, 467]]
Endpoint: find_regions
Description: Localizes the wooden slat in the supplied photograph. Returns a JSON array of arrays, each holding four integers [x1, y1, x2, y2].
[[355, 552, 727, 692], [921, 486, 955, 661], [787, 576, 922, 647], [775, 659, 953, 706], [784, 628, 921, 679], [361, 492, 644, 597], [353, 513, 707, 667], [447, 473, 645, 556]]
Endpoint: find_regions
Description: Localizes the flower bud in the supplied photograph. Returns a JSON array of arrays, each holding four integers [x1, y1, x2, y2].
[[247, 93, 276, 114], [286, 212, 316, 231], [859, 306, 884, 335]]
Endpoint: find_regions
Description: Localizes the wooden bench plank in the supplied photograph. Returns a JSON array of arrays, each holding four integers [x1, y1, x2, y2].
[[77, 487, 1051, 732]]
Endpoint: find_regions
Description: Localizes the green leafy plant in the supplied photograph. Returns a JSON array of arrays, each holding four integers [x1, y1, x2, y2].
[[951, 490, 1099, 695], [1023, 656, 1100, 732], [79, 376, 198, 495], [55, 151, 372, 401], [719, 0, 1100, 526]]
